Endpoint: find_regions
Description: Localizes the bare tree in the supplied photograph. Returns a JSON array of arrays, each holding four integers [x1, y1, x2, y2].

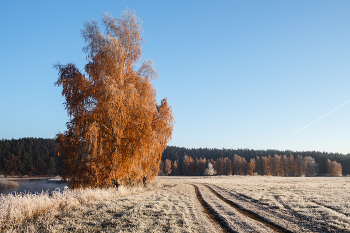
[[304, 156, 319, 176], [297, 155, 307, 177]]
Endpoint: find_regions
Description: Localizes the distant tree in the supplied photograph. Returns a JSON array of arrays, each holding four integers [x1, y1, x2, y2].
[[278, 155, 285, 177], [216, 158, 224, 175], [182, 155, 195, 175], [210, 159, 217, 175], [272, 155, 280, 176], [241, 157, 248, 175], [55, 10, 174, 189], [158, 161, 164, 176], [327, 159, 342, 176], [283, 155, 290, 176], [165, 159, 172, 175], [246, 158, 255, 175], [297, 155, 308, 177], [255, 156, 262, 175], [204, 162, 217, 176], [262, 155, 272, 176], [304, 156, 319, 176], [48, 157, 57, 175], [171, 160, 178, 175], [195, 158, 207, 176], [233, 154, 243, 175], [9, 153, 19, 175], [289, 155, 299, 176], [222, 157, 233, 175]]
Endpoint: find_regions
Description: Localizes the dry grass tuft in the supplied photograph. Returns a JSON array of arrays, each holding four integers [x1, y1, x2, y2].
[[0, 180, 19, 190]]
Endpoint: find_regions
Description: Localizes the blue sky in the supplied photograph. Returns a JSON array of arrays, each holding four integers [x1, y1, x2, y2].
[[1, 1, 350, 154]]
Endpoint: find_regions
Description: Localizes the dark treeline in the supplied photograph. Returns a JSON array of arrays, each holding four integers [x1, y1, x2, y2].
[[159, 154, 323, 177], [0, 139, 349, 176], [0, 138, 62, 176], [162, 146, 350, 175]]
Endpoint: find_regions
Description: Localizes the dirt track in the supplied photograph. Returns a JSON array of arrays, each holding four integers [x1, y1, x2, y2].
[[193, 183, 294, 233]]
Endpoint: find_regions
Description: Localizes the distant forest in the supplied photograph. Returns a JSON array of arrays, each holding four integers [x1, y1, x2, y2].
[[161, 147, 350, 175], [0, 138, 62, 176], [0, 138, 349, 176]]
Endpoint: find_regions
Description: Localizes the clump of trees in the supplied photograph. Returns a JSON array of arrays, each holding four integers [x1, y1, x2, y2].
[[158, 154, 322, 177], [55, 10, 174, 189], [327, 159, 342, 176]]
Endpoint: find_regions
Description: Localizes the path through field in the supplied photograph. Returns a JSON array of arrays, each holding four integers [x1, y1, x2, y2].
[[183, 176, 350, 233]]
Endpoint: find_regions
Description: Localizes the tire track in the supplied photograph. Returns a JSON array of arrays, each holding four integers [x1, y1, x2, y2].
[[309, 200, 350, 217], [210, 184, 342, 233], [204, 185, 290, 233], [193, 184, 281, 233], [191, 184, 230, 233]]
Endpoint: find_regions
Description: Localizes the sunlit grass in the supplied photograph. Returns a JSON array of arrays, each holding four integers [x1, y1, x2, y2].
[[0, 181, 163, 230]]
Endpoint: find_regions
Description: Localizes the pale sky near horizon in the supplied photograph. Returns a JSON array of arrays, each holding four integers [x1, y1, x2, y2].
[[1, 1, 350, 154]]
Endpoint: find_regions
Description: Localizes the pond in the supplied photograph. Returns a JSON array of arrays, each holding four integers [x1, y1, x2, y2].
[[0, 179, 69, 196]]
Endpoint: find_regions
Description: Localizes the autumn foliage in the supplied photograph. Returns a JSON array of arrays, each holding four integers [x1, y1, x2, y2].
[[158, 154, 320, 177], [327, 159, 342, 176], [55, 10, 174, 189]]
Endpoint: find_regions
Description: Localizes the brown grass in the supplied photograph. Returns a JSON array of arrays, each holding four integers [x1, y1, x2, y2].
[[0, 180, 19, 190], [0, 181, 163, 230]]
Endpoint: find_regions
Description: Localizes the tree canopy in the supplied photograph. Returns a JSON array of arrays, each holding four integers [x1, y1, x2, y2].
[[55, 10, 174, 189]]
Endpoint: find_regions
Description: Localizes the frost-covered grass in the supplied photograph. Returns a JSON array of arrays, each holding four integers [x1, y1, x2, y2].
[[0, 180, 19, 190], [195, 183, 274, 233], [189, 176, 350, 232], [0, 181, 162, 231], [3, 176, 349, 232], [3, 181, 222, 233]]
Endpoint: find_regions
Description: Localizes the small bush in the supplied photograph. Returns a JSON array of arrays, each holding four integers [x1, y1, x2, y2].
[[0, 180, 19, 190]]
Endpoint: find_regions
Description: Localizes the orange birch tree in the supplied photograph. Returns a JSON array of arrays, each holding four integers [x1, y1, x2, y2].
[[327, 159, 342, 176], [55, 10, 174, 189], [246, 158, 255, 176]]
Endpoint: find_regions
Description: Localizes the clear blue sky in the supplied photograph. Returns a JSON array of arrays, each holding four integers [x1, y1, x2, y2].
[[1, 1, 350, 154]]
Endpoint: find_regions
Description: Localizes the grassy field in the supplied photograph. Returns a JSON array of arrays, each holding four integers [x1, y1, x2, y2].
[[1, 176, 349, 232]]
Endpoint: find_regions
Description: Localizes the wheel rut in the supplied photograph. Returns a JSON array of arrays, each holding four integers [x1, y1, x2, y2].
[[204, 185, 291, 233], [192, 184, 284, 232], [191, 184, 230, 233]]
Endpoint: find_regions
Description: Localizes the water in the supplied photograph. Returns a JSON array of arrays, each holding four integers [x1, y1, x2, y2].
[[0, 179, 69, 196]]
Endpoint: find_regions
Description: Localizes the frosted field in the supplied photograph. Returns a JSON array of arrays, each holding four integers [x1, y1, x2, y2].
[[179, 176, 350, 232], [1, 176, 349, 232], [199, 176, 350, 232]]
